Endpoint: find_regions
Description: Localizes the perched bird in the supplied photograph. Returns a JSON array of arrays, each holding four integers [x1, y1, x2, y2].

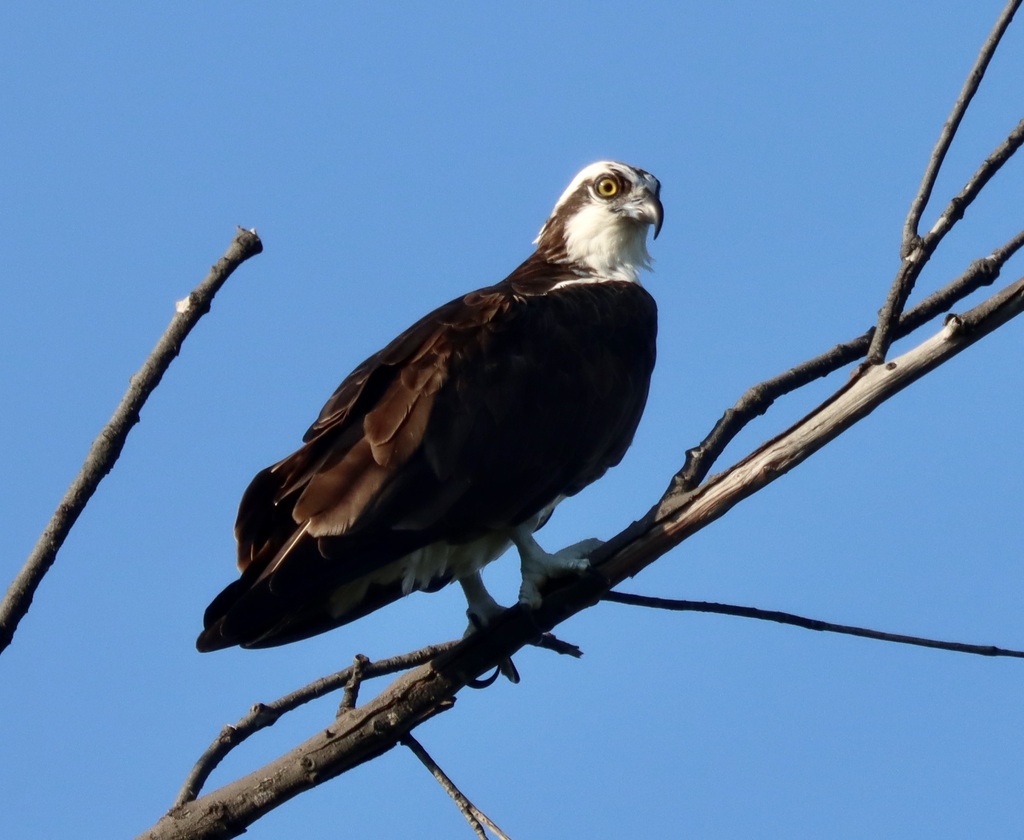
[[197, 161, 662, 655]]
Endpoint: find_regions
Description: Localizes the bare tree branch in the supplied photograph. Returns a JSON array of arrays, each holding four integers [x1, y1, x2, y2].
[[873, 118, 1024, 362], [338, 654, 369, 715], [602, 591, 1024, 659], [173, 641, 458, 808], [141, 269, 1024, 840], [604, 273, 1024, 592], [902, 0, 1022, 257], [677, 225, 1024, 492], [174, 630, 582, 809], [531, 631, 584, 658], [402, 735, 513, 840], [870, 0, 1023, 363], [0, 227, 263, 656]]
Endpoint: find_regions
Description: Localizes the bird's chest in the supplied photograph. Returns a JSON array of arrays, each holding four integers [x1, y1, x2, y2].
[[489, 283, 657, 392]]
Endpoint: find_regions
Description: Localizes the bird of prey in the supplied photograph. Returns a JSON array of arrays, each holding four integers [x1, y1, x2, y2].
[[197, 161, 662, 654]]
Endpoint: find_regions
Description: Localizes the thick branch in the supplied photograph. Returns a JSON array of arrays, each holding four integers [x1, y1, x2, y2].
[[174, 642, 457, 808], [143, 662, 465, 840], [0, 228, 262, 655]]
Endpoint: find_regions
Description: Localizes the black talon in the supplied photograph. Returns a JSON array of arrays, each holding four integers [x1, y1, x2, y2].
[[467, 666, 502, 689]]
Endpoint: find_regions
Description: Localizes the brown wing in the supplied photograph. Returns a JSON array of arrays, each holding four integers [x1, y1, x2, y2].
[[197, 259, 656, 651]]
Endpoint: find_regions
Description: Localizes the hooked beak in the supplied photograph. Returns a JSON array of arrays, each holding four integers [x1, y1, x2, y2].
[[632, 191, 664, 239]]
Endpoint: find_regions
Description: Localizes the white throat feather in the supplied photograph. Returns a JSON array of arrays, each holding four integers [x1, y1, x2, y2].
[[533, 160, 660, 285]]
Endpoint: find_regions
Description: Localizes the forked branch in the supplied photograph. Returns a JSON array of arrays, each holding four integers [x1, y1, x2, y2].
[[871, 0, 1023, 362], [902, 0, 1022, 255], [872, 118, 1024, 361], [174, 642, 458, 807], [677, 224, 1024, 491]]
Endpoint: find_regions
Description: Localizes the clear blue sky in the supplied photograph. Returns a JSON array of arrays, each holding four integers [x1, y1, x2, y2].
[[3, 3, 1023, 838]]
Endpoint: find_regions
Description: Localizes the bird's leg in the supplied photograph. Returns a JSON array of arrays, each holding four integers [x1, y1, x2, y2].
[[511, 524, 603, 608], [458, 571, 520, 684], [458, 571, 507, 634]]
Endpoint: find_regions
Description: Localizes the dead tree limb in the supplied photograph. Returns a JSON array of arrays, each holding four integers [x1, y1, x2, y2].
[[870, 0, 1023, 362], [0, 227, 263, 655], [902, 0, 1022, 257], [173, 641, 458, 808], [677, 224, 1024, 492]]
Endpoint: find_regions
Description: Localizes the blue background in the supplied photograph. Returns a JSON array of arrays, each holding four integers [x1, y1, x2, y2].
[[3, 3, 1023, 837]]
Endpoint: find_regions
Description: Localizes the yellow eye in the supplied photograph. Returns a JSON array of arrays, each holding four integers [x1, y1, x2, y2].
[[595, 176, 619, 198]]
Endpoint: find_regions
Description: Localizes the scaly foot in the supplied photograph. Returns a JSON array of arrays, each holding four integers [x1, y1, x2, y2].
[[513, 529, 603, 608]]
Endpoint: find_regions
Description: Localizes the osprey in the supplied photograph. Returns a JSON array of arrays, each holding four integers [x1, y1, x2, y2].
[[197, 161, 662, 654]]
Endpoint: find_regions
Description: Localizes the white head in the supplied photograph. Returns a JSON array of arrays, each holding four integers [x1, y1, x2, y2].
[[534, 161, 663, 283]]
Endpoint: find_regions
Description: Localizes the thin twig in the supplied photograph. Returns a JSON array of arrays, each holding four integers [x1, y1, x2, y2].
[[873, 119, 1024, 362], [676, 226, 1024, 491], [929, 118, 1024, 243], [338, 654, 369, 714], [402, 735, 513, 840], [872, 44, 1024, 362], [602, 591, 1024, 659], [0, 228, 264, 655], [533, 631, 583, 658], [872, 0, 1023, 363], [173, 641, 459, 807], [903, 0, 1022, 256]]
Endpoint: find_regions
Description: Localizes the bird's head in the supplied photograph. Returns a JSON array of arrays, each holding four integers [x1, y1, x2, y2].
[[534, 161, 663, 283]]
